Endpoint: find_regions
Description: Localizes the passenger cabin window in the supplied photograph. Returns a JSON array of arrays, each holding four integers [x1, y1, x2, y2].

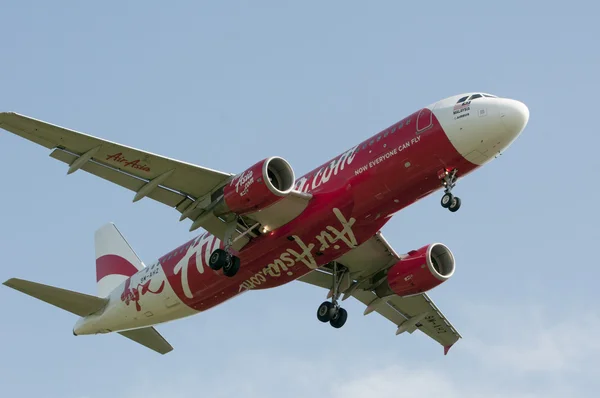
[[469, 94, 482, 100]]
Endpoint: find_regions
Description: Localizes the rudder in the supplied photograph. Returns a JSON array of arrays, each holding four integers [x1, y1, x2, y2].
[[95, 223, 144, 297]]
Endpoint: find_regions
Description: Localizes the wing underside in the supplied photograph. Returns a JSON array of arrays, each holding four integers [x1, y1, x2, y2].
[[298, 232, 461, 353], [0, 112, 312, 247]]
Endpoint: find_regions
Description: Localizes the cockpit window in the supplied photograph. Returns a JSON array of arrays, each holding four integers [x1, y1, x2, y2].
[[483, 94, 497, 98], [457, 96, 469, 103], [469, 94, 482, 100]]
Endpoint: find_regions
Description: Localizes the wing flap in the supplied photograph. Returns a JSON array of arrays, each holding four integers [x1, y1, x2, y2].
[[387, 294, 461, 345], [50, 149, 186, 209], [351, 289, 409, 325], [50, 148, 252, 249]]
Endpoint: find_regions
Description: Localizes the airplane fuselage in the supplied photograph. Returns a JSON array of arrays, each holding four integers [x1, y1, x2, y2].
[[75, 93, 528, 335]]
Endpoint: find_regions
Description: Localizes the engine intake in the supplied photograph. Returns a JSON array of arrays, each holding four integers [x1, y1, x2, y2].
[[219, 157, 295, 216], [384, 243, 455, 297]]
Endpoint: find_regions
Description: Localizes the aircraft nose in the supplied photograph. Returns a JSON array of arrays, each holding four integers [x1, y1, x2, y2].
[[499, 99, 529, 137]]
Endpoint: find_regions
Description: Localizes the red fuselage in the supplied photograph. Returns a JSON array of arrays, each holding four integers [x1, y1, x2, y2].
[[154, 107, 478, 312]]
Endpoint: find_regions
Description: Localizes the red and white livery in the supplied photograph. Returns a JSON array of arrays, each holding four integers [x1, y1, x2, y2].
[[1, 92, 529, 355]]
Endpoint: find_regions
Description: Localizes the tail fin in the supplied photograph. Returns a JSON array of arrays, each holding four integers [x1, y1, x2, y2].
[[3, 278, 106, 316], [95, 223, 144, 297]]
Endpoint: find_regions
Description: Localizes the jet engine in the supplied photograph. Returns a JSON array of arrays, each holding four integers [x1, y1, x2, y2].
[[383, 243, 455, 297], [218, 157, 295, 216]]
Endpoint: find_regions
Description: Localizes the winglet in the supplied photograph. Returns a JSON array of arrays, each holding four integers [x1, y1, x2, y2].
[[444, 344, 454, 355]]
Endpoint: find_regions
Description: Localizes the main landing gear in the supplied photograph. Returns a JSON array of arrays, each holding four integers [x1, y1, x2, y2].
[[208, 220, 241, 277], [208, 248, 240, 277], [439, 168, 461, 213], [316, 261, 348, 329]]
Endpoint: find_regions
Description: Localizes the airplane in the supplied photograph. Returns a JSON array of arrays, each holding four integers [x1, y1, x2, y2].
[[0, 92, 529, 355]]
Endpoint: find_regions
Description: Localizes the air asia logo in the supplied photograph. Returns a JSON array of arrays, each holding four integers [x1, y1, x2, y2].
[[232, 170, 254, 197], [106, 152, 151, 172], [168, 208, 357, 299], [173, 233, 220, 299], [238, 208, 358, 291], [121, 278, 165, 311]]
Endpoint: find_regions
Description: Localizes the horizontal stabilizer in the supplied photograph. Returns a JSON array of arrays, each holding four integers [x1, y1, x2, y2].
[[119, 327, 173, 355], [3, 278, 107, 317]]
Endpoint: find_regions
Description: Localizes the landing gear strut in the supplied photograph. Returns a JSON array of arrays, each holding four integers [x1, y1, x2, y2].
[[208, 219, 241, 277], [316, 261, 348, 329], [439, 168, 461, 212]]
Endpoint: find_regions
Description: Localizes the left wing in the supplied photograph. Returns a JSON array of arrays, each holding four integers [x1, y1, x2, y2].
[[119, 327, 173, 355], [0, 112, 311, 248], [298, 232, 461, 354], [0, 112, 231, 205]]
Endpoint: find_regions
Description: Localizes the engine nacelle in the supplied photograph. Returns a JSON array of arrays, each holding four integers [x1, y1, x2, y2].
[[220, 157, 295, 216], [385, 243, 455, 297]]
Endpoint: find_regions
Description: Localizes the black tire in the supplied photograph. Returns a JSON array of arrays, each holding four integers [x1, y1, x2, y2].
[[223, 255, 240, 277], [441, 193, 453, 208], [330, 307, 348, 329], [448, 196, 461, 212], [209, 248, 228, 271], [317, 301, 333, 322]]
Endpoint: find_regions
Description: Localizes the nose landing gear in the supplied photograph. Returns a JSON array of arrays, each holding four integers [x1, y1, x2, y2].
[[439, 168, 461, 212], [315, 261, 348, 329]]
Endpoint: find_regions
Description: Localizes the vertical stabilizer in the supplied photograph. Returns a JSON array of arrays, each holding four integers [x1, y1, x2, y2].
[[95, 223, 144, 297]]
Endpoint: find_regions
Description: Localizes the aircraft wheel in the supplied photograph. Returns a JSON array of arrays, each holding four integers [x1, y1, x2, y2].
[[209, 249, 228, 270], [448, 196, 461, 212], [317, 301, 334, 322], [330, 308, 348, 329], [441, 193, 453, 208], [223, 255, 240, 277]]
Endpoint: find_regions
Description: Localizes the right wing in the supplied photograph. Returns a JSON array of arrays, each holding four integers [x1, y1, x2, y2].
[[298, 232, 462, 354], [0, 112, 312, 248]]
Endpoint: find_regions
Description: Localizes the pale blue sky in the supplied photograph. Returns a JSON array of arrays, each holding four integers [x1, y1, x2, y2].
[[1, 1, 598, 397]]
